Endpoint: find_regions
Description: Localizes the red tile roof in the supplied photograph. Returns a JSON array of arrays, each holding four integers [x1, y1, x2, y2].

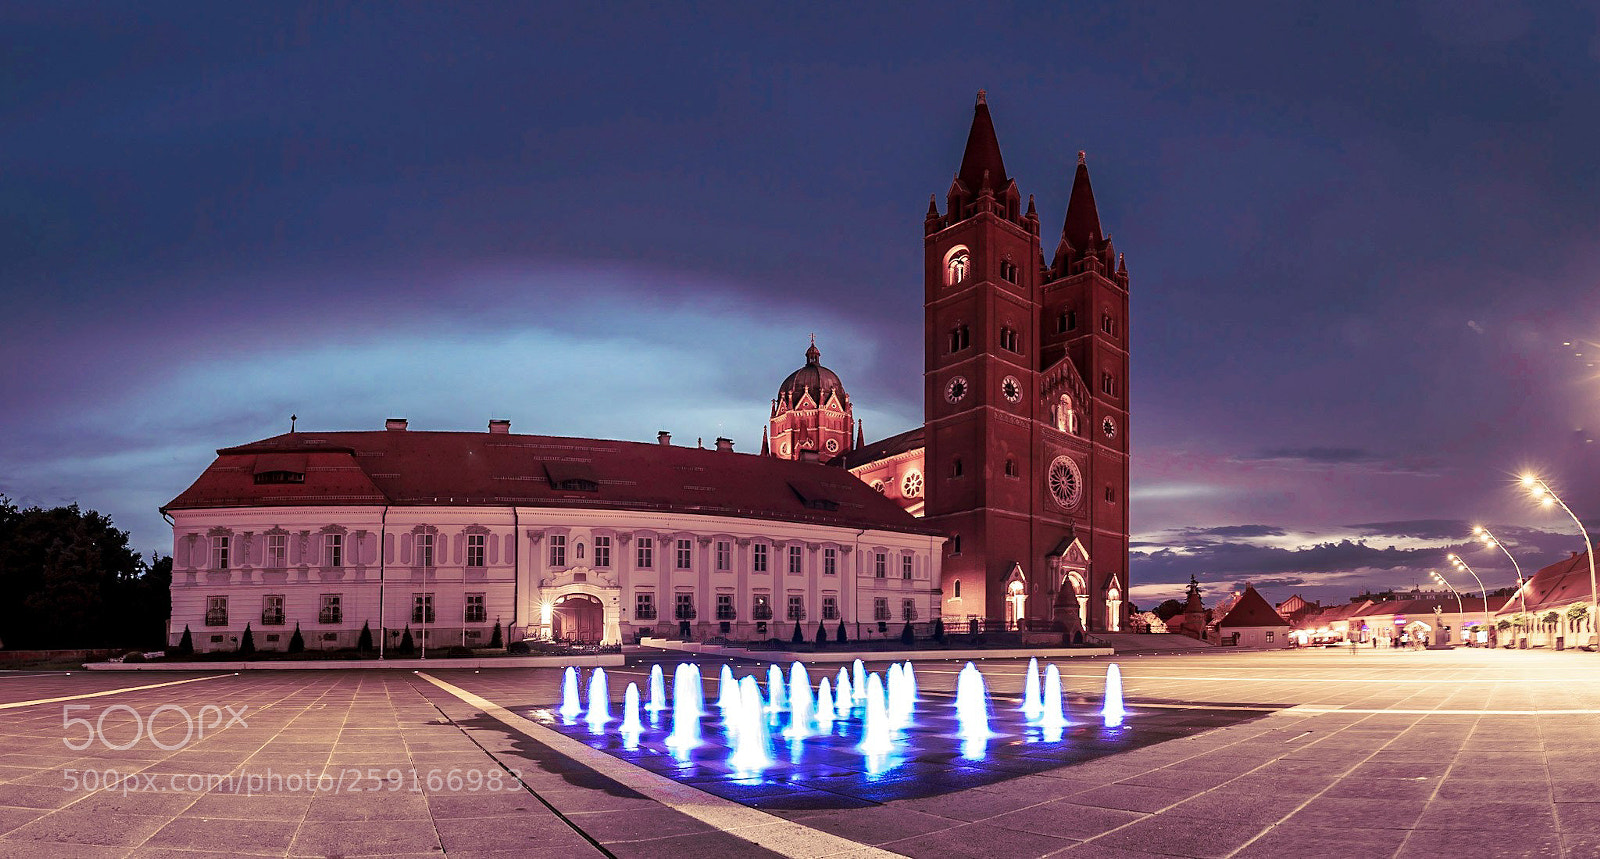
[[1359, 596, 1511, 617], [1498, 551, 1597, 615], [164, 430, 941, 535], [1217, 586, 1290, 628]]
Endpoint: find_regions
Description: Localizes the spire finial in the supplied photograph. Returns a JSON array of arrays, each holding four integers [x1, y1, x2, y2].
[[805, 336, 820, 365], [976, 89, 986, 105], [1077, 150, 1086, 165], [290, 414, 297, 433]]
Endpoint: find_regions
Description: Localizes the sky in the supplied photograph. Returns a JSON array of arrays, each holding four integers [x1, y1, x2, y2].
[[4, 1, 1600, 609]]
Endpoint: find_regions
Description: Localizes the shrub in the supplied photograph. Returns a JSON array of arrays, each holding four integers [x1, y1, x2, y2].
[[506, 640, 531, 655], [792, 621, 804, 644], [445, 646, 473, 658], [900, 622, 914, 646], [932, 617, 946, 644], [239, 624, 256, 657], [815, 623, 828, 646], [288, 623, 305, 654], [124, 651, 146, 664], [489, 621, 503, 649], [836, 620, 848, 644], [357, 621, 373, 653], [398, 626, 415, 655], [177, 625, 194, 656]]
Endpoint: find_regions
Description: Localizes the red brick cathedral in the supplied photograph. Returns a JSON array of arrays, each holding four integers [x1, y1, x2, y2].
[[769, 92, 1131, 633]]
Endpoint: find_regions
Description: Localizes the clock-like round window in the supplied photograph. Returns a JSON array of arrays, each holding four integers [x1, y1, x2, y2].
[[871, 480, 885, 494], [1047, 455, 1083, 510], [945, 376, 968, 404], [1001, 375, 1022, 403], [780, 441, 790, 456], [902, 470, 923, 498], [1102, 416, 1117, 439], [825, 438, 839, 452]]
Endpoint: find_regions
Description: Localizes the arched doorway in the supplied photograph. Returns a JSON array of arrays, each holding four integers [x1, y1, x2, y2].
[[1052, 570, 1088, 633], [1105, 582, 1123, 632], [552, 595, 603, 643]]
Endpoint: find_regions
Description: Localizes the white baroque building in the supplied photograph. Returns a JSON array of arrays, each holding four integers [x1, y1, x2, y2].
[[165, 420, 943, 651]]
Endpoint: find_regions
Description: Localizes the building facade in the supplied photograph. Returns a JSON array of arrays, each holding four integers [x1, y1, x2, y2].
[[165, 422, 942, 651], [841, 92, 1132, 634]]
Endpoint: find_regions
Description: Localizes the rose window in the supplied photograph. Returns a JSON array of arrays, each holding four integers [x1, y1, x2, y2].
[[1047, 456, 1082, 510]]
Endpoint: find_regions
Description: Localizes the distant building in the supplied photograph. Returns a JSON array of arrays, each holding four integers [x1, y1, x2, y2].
[[1493, 551, 1596, 649], [1215, 586, 1291, 648]]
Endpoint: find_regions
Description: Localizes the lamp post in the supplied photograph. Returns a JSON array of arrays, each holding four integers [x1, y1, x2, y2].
[[1523, 474, 1599, 650], [1429, 570, 1464, 644], [1473, 525, 1527, 618], [1445, 553, 1492, 644]]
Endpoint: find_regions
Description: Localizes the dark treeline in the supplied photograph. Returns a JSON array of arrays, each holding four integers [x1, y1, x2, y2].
[[0, 498, 170, 649]]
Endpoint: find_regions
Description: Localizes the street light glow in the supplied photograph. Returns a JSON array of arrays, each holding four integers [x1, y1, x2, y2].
[[1521, 474, 1538, 487]]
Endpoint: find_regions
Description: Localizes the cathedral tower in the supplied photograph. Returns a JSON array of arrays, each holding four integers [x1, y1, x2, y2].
[[769, 337, 856, 464]]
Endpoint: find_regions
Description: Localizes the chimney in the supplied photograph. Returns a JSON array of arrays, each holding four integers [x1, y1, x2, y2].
[[386, 418, 408, 431], [657, 431, 671, 446], [799, 449, 820, 463], [488, 419, 511, 434], [715, 437, 734, 452]]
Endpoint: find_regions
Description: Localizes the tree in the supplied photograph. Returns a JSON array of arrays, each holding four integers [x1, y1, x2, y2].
[[1154, 599, 1185, 621], [239, 624, 255, 657], [357, 621, 373, 653], [836, 620, 848, 644], [288, 623, 305, 654], [489, 621, 503, 648], [398, 626, 415, 655], [176, 625, 193, 656], [792, 620, 804, 644], [900, 621, 915, 646], [815, 623, 828, 646], [932, 616, 946, 644]]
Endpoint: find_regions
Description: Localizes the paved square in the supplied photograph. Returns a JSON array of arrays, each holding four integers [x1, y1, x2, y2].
[[0, 647, 1591, 857]]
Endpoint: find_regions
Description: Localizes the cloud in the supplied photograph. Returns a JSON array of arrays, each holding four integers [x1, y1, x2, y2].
[[1179, 524, 1288, 539], [1347, 519, 1473, 540], [1232, 447, 1443, 476]]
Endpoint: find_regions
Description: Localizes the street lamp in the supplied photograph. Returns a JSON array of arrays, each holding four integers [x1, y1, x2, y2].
[[1522, 474, 1599, 650], [1445, 552, 1492, 643], [1428, 570, 1464, 643], [1473, 525, 1527, 618]]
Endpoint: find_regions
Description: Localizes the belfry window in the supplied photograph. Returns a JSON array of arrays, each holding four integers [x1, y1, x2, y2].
[[1000, 327, 1019, 353], [951, 457, 963, 478], [1058, 310, 1077, 333], [1000, 260, 1018, 283], [1004, 458, 1018, 478], [947, 252, 969, 285], [949, 325, 970, 353]]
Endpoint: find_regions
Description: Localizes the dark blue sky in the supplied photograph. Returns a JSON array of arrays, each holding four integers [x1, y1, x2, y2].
[[5, 1, 1599, 607]]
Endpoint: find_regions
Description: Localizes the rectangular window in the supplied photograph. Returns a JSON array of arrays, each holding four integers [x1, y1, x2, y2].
[[548, 535, 565, 567], [412, 593, 434, 624], [752, 593, 772, 620], [319, 594, 342, 624], [787, 595, 805, 621], [788, 545, 802, 575], [873, 597, 890, 621], [676, 539, 693, 570], [210, 535, 230, 570], [902, 555, 913, 580], [465, 593, 486, 624], [593, 535, 611, 568], [635, 592, 656, 620], [1000, 327, 1019, 352], [205, 596, 227, 626], [1059, 310, 1077, 333], [416, 533, 435, 568], [823, 547, 837, 575], [324, 533, 343, 568], [636, 537, 653, 568], [716, 594, 735, 620], [874, 552, 886, 578], [674, 593, 696, 621], [266, 534, 287, 568], [262, 595, 284, 626], [466, 534, 486, 567], [903, 599, 917, 621], [1266, 630, 1275, 642], [822, 596, 839, 620], [1101, 314, 1119, 337], [753, 543, 768, 573], [1001, 260, 1017, 283], [715, 540, 731, 571]]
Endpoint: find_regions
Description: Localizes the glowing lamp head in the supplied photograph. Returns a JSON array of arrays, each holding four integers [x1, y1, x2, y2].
[[1521, 474, 1537, 488], [1541, 496, 1556, 507], [1473, 526, 1484, 535], [539, 601, 553, 625]]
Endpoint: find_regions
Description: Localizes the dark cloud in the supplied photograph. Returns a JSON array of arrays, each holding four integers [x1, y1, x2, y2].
[[1246, 577, 1307, 590], [1180, 524, 1288, 539], [1348, 520, 1472, 540]]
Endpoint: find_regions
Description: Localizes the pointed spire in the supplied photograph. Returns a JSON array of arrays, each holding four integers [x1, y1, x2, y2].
[[1061, 150, 1103, 256], [957, 90, 1007, 196], [927, 194, 939, 217], [761, 427, 770, 457], [1026, 194, 1036, 217], [855, 419, 864, 449]]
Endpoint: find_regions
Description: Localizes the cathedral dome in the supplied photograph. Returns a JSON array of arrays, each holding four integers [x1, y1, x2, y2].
[[777, 339, 848, 409]]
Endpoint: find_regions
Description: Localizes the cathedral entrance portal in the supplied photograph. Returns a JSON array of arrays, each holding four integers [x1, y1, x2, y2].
[[1054, 569, 1087, 633], [552, 595, 603, 643]]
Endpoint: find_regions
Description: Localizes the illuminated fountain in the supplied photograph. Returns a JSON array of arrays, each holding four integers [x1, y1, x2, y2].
[[620, 682, 644, 741], [816, 677, 835, 732], [955, 661, 992, 758], [728, 675, 772, 773], [666, 663, 704, 751], [559, 667, 582, 722], [903, 661, 917, 702], [766, 663, 788, 718], [835, 668, 852, 716], [784, 663, 814, 739], [886, 663, 912, 729], [1102, 663, 1127, 728], [852, 659, 867, 703], [716, 665, 738, 714], [586, 667, 611, 733], [1040, 663, 1067, 740], [859, 672, 893, 756], [647, 664, 668, 716], [1021, 657, 1043, 722]]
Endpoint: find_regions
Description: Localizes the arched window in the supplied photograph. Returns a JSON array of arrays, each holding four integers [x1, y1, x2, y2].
[[1056, 394, 1076, 434], [952, 534, 961, 554], [954, 580, 962, 598], [951, 457, 963, 478], [947, 253, 969, 285], [948, 324, 970, 353], [1004, 458, 1017, 478]]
